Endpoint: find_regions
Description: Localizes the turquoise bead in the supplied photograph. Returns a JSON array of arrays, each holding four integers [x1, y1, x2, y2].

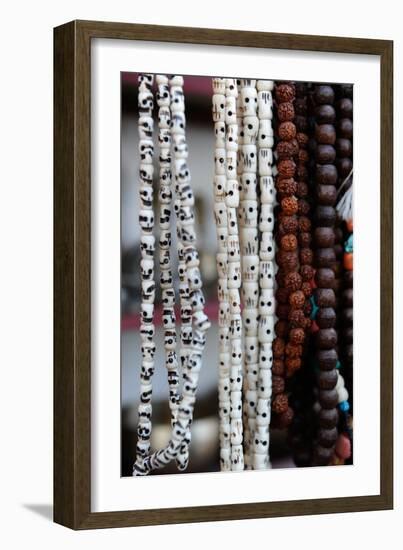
[[344, 234, 353, 253], [339, 401, 350, 412]]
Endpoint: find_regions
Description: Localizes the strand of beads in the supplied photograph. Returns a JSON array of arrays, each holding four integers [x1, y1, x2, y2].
[[156, 75, 180, 427], [212, 77, 232, 471], [238, 79, 259, 470], [253, 79, 275, 470], [311, 84, 340, 465], [225, 78, 244, 471], [135, 74, 156, 475]]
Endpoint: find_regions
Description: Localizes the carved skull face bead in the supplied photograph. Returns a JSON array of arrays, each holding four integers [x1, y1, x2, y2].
[[159, 207, 171, 230], [242, 281, 259, 309], [257, 90, 273, 119], [188, 352, 202, 373], [140, 235, 155, 258], [219, 426, 231, 449], [158, 128, 171, 149], [219, 350, 230, 371], [218, 278, 229, 304], [219, 301, 230, 327], [258, 148, 273, 176], [159, 229, 171, 249], [230, 419, 243, 446], [216, 252, 228, 279], [226, 124, 238, 151], [214, 175, 226, 199], [256, 399, 271, 427], [260, 232, 274, 261], [243, 308, 259, 336], [192, 328, 207, 351], [139, 140, 154, 164], [141, 303, 154, 325], [140, 360, 155, 381], [169, 75, 184, 87], [245, 336, 259, 364], [141, 342, 156, 362], [253, 453, 269, 470], [139, 73, 154, 89], [162, 288, 175, 307], [180, 302, 192, 324], [139, 210, 154, 232], [226, 151, 237, 180], [164, 329, 176, 350], [225, 78, 238, 97], [159, 166, 172, 186], [160, 269, 173, 289], [260, 176, 275, 204], [258, 315, 274, 343], [175, 159, 190, 184], [259, 288, 275, 315], [162, 308, 175, 329], [212, 94, 225, 122], [227, 234, 240, 263], [140, 258, 154, 281], [179, 281, 190, 300], [228, 262, 242, 289], [239, 200, 258, 228], [257, 80, 274, 92], [139, 163, 154, 185], [138, 402, 152, 422], [259, 260, 274, 289], [170, 86, 185, 112], [240, 144, 257, 172], [138, 115, 154, 140], [227, 207, 238, 235], [229, 365, 242, 391], [225, 96, 237, 125], [219, 399, 231, 420], [214, 121, 226, 147], [212, 78, 226, 94], [258, 369, 272, 399], [142, 280, 155, 304], [243, 116, 259, 143], [230, 391, 243, 419], [178, 225, 196, 244], [190, 289, 205, 312], [215, 148, 226, 175], [240, 86, 258, 116], [259, 204, 274, 232], [159, 147, 171, 166], [228, 288, 241, 314], [240, 227, 259, 256], [240, 173, 258, 200], [184, 246, 200, 268], [181, 326, 193, 348], [254, 427, 270, 453], [231, 339, 243, 366], [193, 310, 210, 331], [214, 203, 228, 228], [246, 370, 258, 391], [170, 112, 186, 134], [158, 106, 171, 129], [137, 421, 151, 440], [177, 205, 194, 226], [225, 179, 239, 208], [156, 83, 170, 106], [258, 119, 274, 148], [138, 91, 154, 114], [139, 185, 153, 209], [230, 313, 242, 339], [216, 227, 228, 252], [240, 79, 256, 88], [246, 389, 258, 418], [220, 448, 231, 470], [187, 267, 202, 290], [242, 255, 259, 282], [140, 323, 155, 343]]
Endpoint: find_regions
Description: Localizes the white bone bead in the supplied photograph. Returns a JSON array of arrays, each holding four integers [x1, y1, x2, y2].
[[259, 204, 274, 232], [140, 258, 154, 280], [212, 78, 226, 94], [259, 260, 275, 289], [257, 80, 274, 91], [258, 316, 274, 343], [158, 106, 171, 129], [240, 79, 256, 88], [241, 281, 259, 309], [228, 262, 241, 289], [220, 448, 231, 471], [212, 94, 225, 122], [257, 90, 273, 119], [214, 202, 228, 228], [139, 140, 154, 164], [138, 91, 154, 112], [219, 350, 231, 368], [216, 227, 228, 252], [258, 119, 274, 147], [240, 144, 257, 171], [230, 339, 243, 366], [239, 200, 258, 228], [225, 78, 238, 96], [219, 377, 230, 394], [229, 313, 242, 339], [139, 163, 154, 185], [190, 289, 206, 311], [227, 234, 240, 263], [338, 387, 349, 403], [218, 278, 229, 303], [187, 267, 202, 290], [258, 148, 273, 176], [214, 175, 226, 199], [140, 235, 155, 258], [214, 121, 226, 147], [218, 302, 230, 327], [230, 396, 243, 420], [256, 399, 271, 427], [260, 176, 275, 204], [229, 288, 241, 313], [225, 96, 237, 125], [243, 116, 259, 141], [173, 133, 188, 158], [246, 389, 258, 412], [242, 255, 259, 283], [240, 87, 257, 116], [226, 150, 237, 179], [225, 175, 239, 207], [140, 185, 153, 208], [258, 288, 275, 315], [253, 453, 269, 470], [258, 369, 272, 399], [170, 86, 185, 112], [243, 308, 259, 335], [226, 124, 238, 151], [246, 372, 258, 390], [215, 148, 226, 175], [230, 420, 243, 446], [227, 207, 239, 235], [171, 112, 186, 134], [240, 227, 259, 256], [138, 116, 154, 140], [230, 366, 242, 391], [240, 173, 258, 200], [140, 303, 154, 325], [169, 75, 184, 86], [245, 336, 259, 363]]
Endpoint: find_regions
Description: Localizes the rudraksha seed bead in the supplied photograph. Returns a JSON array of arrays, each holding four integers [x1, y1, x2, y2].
[[317, 348, 338, 370], [315, 144, 336, 164], [298, 216, 311, 232], [318, 407, 339, 428], [285, 343, 303, 358], [301, 282, 312, 298], [275, 83, 295, 103], [317, 368, 338, 390], [298, 199, 310, 216], [272, 359, 285, 376], [314, 85, 335, 105], [281, 196, 299, 216], [281, 234, 298, 251], [318, 427, 338, 447], [303, 300, 312, 318], [285, 357, 302, 376], [299, 231, 312, 248], [300, 264, 315, 281], [318, 389, 338, 409], [276, 304, 290, 320], [289, 290, 305, 309], [284, 271, 302, 291], [300, 247, 313, 265], [277, 178, 298, 198], [277, 140, 297, 159], [296, 131, 309, 148], [279, 214, 299, 234], [288, 308, 306, 328], [273, 337, 286, 358], [316, 307, 337, 328], [278, 121, 297, 141], [272, 375, 285, 395], [289, 328, 305, 345], [277, 101, 295, 121], [298, 148, 309, 163], [276, 287, 290, 304], [278, 159, 297, 178], [272, 393, 289, 414], [274, 407, 294, 429], [274, 319, 288, 338]]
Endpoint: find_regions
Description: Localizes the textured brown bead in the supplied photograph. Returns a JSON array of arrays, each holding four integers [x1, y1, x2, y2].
[[298, 216, 311, 232], [288, 309, 306, 328], [276, 287, 290, 304], [274, 407, 294, 429], [277, 140, 297, 159], [289, 290, 305, 309], [315, 288, 336, 307], [296, 132, 309, 148], [272, 375, 285, 395], [318, 427, 338, 447], [314, 104, 336, 124], [316, 328, 337, 349], [276, 304, 290, 320], [277, 178, 297, 197], [275, 83, 295, 103], [296, 181, 309, 198], [281, 196, 299, 216], [316, 307, 336, 328], [314, 205, 337, 227], [319, 407, 339, 428], [272, 393, 289, 414], [301, 282, 312, 298], [316, 184, 337, 206], [277, 101, 295, 121], [279, 215, 298, 234], [315, 124, 336, 145], [299, 231, 312, 248], [285, 357, 302, 376], [294, 96, 308, 114], [284, 271, 302, 291], [316, 164, 338, 185], [277, 250, 298, 269], [337, 97, 353, 118], [315, 144, 336, 164], [343, 288, 353, 307], [285, 343, 303, 358], [281, 234, 298, 252], [318, 368, 338, 390], [337, 118, 353, 139], [278, 159, 296, 178], [296, 164, 308, 181], [335, 138, 352, 158], [300, 248, 313, 265], [314, 227, 336, 248], [298, 148, 309, 163], [319, 389, 338, 409], [294, 115, 308, 132], [314, 85, 335, 105], [278, 121, 297, 141], [301, 264, 315, 282], [272, 359, 285, 376], [273, 337, 286, 358], [298, 199, 310, 216], [317, 348, 338, 370], [275, 319, 289, 338], [289, 328, 305, 344], [315, 247, 336, 268]]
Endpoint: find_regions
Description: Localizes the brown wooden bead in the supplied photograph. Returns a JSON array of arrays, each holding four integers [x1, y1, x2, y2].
[[318, 389, 338, 409], [296, 132, 309, 148], [277, 101, 295, 121], [274, 319, 289, 338], [298, 148, 309, 163], [289, 290, 305, 309], [314, 227, 336, 248], [278, 121, 297, 141], [314, 205, 337, 227], [315, 144, 336, 164], [298, 216, 311, 232], [337, 117, 353, 139], [316, 328, 337, 349], [273, 337, 286, 358], [315, 445, 334, 465], [315, 288, 336, 307], [316, 164, 338, 185], [316, 184, 337, 206], [315, 124, 336, 145], [318, 427, 338, 447], [343, 326, 353, 344], [343, 288, 353, 307], [300, 248, 313, 265], [274, 407, 294, 429], [296, 181, 309, 198], [315, 247, 336, 268], [314, 85, 335, 105], [342, 307, 353, 326], [276, 304, 290, 320], [336, 157, 353, 178], [337, 97, 353, 117], [335, 138, 352, 158], [314, 104, 336, 123], [344, 270, 353, 288], [298, 199, 310, 216], [317, 348, 338, 370], [294, 96, 308, 115], [316, 307, 336, 328], [318, 368, 338, 389], [319, 407, 339, 428]]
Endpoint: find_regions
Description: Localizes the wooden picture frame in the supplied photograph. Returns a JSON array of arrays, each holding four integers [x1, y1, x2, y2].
[[54, 19, 393, 529]]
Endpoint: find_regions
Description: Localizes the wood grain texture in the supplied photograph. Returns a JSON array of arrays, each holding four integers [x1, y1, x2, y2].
[[54, 20, 393, 530]]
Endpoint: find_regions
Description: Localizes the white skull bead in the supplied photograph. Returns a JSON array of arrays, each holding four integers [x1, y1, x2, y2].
[[259, 260, 274, 289], [258, 315, 274, 343], [258, 369, 272, 399], [227, 234, 240, 263], [257, 90, 273, 119], [258, 148, 273, 176], [260, 176, 275, 204], [242, 255, 259, 282], [139, 163, 154, 185], [228, 288, 241, 313], [212, 78, 226, 94], [254, 427, 270, 453], [170, 86, 185, 112], [258, 288, 275, 315], [225, 78, 238, 97], [227, 207, 239, 235], [240, 86, 258, 116], [188, 267, 202, 290], [243, 116, 259, 143], [225, 96, 237, 125], [241, 281, 259, 309], [246, 389, 258, 417], [257, 80, 274, 91], [240, 227, 258, 256], [228, 262, 241, 289], [140, 258, 154, 280], [212, 94, 225, 122], [230, 420, 243, 446], [138, 116, 154, 140], [230, 391, 242, 419], [229, 366, 242, 391], [240, 144, 257, 172], [256, 399, 271, 427], [258, 119, 274, 147], [171, 112, 186, 134], [219, 302, 230, 327], [246, 370, 258, 391], [229, 313, 242, 338], [216, 227, 228, 252], [245, 336, 259, 363], [259, 204, 274, 232], [214, 121, 226, 147], [218, 278, 229, 303], [226, 124, 238, 151], [169, 75, 184, 86], [239, 200, 258, 228], [156, 83, 170, 106], [243, 308, 259, 336], [140, 235, 155, 257], [225, 153, 237, 180], [216, 252, 228, 279], [138, 91, 153, 113], [240, 173, 258, 200], [139, 140, 154, 164], [230, 339, 243, 366], [215, 148, 226, 175], [214, 175, 226, 199], [158, 106, 171, 129], [214, 202, 228, 228]]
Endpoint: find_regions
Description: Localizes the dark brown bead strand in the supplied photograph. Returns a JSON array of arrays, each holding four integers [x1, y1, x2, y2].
[[312, 84, 339, 466]]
